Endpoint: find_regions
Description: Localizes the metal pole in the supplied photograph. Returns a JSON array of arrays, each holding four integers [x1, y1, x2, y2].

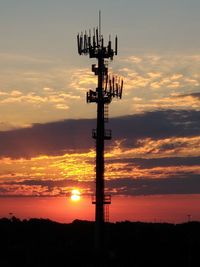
[[95, 55, 105, 252]]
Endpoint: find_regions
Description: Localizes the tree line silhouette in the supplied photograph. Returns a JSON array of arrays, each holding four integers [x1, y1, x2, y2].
[[0, 217, 199, 266]]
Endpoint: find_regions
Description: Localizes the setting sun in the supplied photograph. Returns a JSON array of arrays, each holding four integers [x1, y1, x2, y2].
[[71, 189, 81, 201]]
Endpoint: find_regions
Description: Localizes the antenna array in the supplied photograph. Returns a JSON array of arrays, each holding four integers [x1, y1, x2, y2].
[[77, 27, 118, 59]]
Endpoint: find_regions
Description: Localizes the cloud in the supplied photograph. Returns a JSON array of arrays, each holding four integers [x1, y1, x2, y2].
[[110, 109, 200, 142], [118, 54, 200, 91], [1, 53, 200, 129], [70, 68, 96, 92], [69, 54, 200, 111], [0, 178, 94, 197], [0, 109, 199, 197], [0, 162, 199, 196], [134, 93, 200, 112], [0, 109, 199, 159], [65, 54, 200, 121], [0, 51, 200, 196], [116, 136, 200, 158], [0, 53, 84, 128], [181, 92, 200, 99], [0, 89, 79, 108], [107, 156, 200, 169], [0, 122, 32, 131], [106, 174, 200, 196], [0, 119, 95, 158]]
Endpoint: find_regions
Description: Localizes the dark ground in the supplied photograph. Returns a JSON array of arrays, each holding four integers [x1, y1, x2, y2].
[[0, 217, 200, 267]]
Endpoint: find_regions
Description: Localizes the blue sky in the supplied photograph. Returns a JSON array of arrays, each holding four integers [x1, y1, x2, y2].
[[1, 0, 200, 56]]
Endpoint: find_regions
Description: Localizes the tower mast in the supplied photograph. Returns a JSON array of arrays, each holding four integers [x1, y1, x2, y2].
[[77, 13, 123, 255]]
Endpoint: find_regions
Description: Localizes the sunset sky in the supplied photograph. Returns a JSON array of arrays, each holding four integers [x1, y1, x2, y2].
[[0, 0, 200, 223]]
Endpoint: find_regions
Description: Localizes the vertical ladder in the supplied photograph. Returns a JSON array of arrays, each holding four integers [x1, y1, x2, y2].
[[104, 103, 109, 123], [104, 204, 109, 222]]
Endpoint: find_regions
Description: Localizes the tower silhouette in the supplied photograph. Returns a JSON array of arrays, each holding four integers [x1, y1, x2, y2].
[[77, 12, 123, 255]]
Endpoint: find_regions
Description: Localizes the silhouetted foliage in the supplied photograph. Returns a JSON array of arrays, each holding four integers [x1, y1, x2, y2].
[[0, 217, 199, 266]]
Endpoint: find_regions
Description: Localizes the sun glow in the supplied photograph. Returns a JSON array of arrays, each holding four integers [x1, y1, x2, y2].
[[71, 189, 81, 201]]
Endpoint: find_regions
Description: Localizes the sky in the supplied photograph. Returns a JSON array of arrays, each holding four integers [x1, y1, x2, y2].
[[0, 0, 200, 222]]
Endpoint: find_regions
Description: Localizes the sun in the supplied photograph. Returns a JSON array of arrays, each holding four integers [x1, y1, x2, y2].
[[71, 189, 81, 201]]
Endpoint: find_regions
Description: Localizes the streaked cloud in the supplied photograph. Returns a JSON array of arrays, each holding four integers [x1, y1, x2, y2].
[[106, 174, 200, 196], [0, 88, 79, 107], [0, 110, 199, 197], [68, 54, 200, 117], [0, 154, 199, 197], [0, 109, 199, 158], [109, 136, 200, 159], [119, 54, 200, 91], [70, 68, 96, 92], [131, 93, 200, 113], [1, 52, 200, 128]]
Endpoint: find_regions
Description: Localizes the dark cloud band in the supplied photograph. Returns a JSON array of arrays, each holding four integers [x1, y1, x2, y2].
[[0, 109, 199, 159]]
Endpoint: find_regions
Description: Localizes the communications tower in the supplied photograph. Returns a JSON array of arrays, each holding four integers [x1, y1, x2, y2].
[[77, 12, 123, 253]]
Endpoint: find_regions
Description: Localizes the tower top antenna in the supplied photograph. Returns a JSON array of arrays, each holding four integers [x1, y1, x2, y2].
[[77, 11, 118, 59], [99, 10, 101, 40]]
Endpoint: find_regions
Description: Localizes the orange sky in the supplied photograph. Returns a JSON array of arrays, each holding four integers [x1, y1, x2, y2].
[[1, 195, 200, 223]]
